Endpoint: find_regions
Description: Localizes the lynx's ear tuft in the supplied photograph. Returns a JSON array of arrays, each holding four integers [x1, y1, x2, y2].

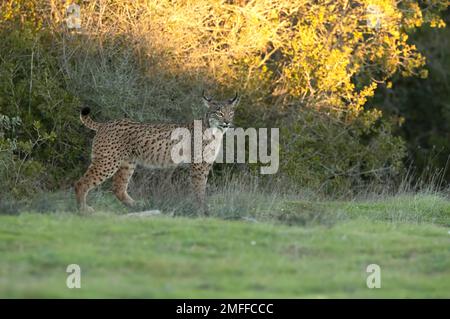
[[202, 90, 212, 108], [229, 92, 240, 108]]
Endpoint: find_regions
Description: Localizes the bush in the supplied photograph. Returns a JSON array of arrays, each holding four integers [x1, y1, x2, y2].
[[0, 12, 83, 196], [375, 11, 450, 182], [279, 107, 406, 195]]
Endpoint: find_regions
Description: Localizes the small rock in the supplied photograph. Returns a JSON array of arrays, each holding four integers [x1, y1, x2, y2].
[[125, 210, 162, 217], [241, 216, 258, 223]]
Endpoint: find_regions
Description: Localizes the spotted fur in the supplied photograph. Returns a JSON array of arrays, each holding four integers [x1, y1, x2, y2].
[[74, 93, 239, 214]]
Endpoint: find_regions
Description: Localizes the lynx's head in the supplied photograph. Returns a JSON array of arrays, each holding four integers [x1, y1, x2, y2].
[[202, 91, 240, 132]]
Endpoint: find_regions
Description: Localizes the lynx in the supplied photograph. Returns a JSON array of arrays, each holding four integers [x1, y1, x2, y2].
[[74, 92, 239, 214]]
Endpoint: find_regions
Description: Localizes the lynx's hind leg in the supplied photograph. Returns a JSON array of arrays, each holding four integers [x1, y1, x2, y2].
[[75, 159, 121, 212], [112, 161, 136, 206]]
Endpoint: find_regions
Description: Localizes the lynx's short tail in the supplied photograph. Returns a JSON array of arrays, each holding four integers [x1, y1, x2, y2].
[[80, 107, 101, 131]]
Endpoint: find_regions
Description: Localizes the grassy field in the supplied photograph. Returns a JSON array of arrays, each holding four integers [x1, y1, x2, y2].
[[0, 193, 450, 298]]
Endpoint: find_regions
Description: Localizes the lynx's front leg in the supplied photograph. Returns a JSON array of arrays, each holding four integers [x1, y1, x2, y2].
[[190, 163, 213, 216]]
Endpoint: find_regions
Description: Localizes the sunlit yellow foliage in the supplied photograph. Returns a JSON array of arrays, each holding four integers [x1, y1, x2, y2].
[[1, 0, 447, 113], [35, 0, 444, 120], [2, 0, 446, 119]]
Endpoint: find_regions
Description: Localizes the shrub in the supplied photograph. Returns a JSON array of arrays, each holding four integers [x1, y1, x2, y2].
[[279, 107, 406, 195], [0, 8, 83, 196]]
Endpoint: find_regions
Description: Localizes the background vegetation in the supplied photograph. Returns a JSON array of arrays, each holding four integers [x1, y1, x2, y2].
[[1, 0, 449, 200], [375, 11, 450, 181]]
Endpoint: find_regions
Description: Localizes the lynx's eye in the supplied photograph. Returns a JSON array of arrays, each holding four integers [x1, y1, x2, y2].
[[216, 111, 224, 117]]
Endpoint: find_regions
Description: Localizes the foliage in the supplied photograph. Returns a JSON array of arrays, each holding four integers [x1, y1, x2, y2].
[[0, 6, 82, 196], [279, 107, 406, 193], [375, 10, 450, 181], [0, 114, 51, 197]]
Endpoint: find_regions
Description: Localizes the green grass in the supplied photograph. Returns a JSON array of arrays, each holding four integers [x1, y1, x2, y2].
[[0, 193, 450, 298]]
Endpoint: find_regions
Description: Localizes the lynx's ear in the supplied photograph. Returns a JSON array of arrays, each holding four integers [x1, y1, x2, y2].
[[228, 92, 240, 108], [202, 90, 212, 108]]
